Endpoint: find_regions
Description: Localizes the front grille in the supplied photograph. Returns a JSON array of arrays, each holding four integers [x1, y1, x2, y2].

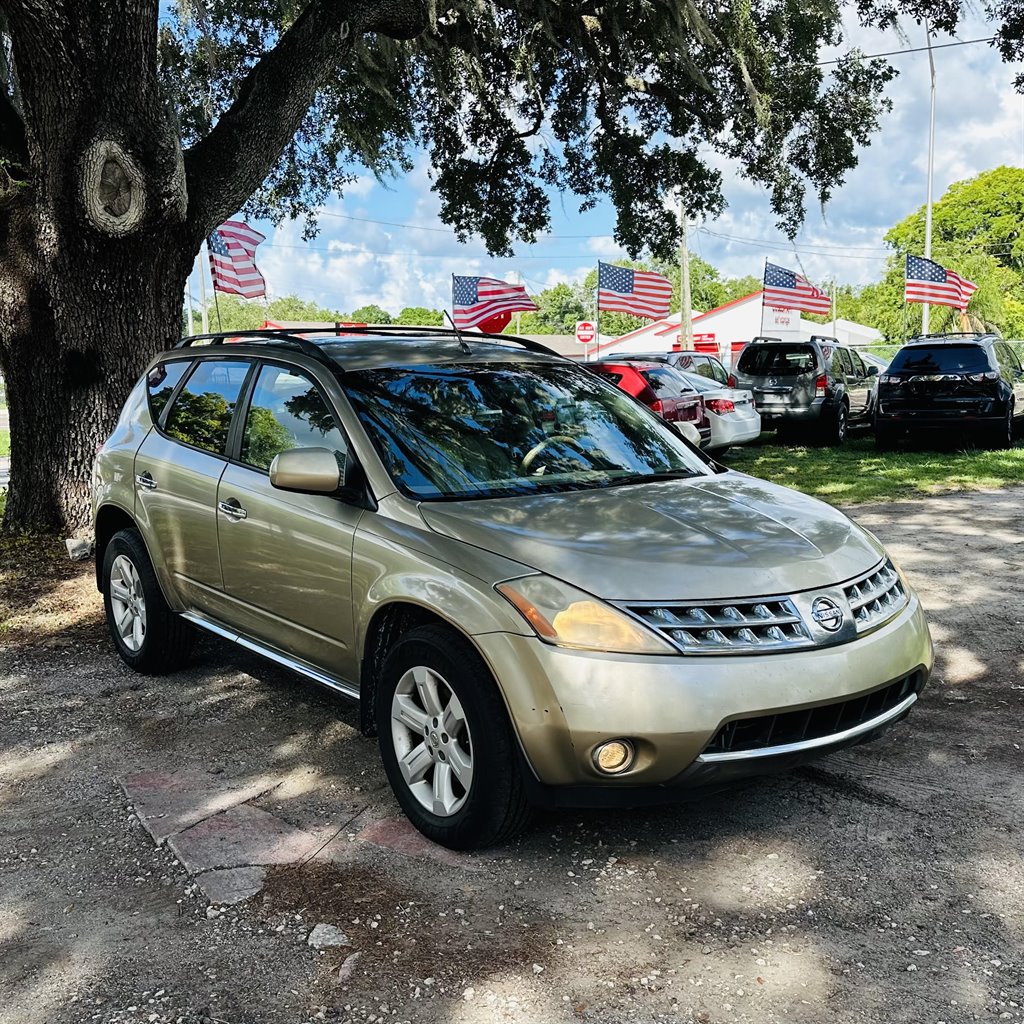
[[702, 672, 921, 756], [626, 599, 813, 654], [844, 560, 906, 633]]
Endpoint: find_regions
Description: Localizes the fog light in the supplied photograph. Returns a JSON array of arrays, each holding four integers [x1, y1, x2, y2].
[[593, 739, 635, 775]]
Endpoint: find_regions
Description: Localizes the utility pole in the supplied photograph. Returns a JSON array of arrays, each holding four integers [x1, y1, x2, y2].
[[678, 194, 693, 349], [184, 282, 194, 337], [923, 21, 936, 335]]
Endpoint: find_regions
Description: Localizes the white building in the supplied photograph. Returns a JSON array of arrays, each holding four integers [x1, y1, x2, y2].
[[591, 290, 882, 366]]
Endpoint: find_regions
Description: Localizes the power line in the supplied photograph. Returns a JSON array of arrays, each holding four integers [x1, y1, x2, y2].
[[815, 35, 997, 67]]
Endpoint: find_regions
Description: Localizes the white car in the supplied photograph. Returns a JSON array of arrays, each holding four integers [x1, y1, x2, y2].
[[677, 371, 761, 452]]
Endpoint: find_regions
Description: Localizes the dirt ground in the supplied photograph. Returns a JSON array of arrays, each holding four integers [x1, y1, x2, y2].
[[1, 488, 1023, 1024]]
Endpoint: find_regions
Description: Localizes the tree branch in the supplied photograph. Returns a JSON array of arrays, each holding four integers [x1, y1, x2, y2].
[[184, 0, 427, 238]]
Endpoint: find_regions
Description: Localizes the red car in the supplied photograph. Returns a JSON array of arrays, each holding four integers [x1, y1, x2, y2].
[[593, 361, 710, 444]]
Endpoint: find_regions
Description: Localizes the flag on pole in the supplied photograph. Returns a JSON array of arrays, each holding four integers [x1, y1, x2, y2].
[[597, 262, 672, 319], [207, 220, 267, 299], [452, 276, 537, 329], [762, 263, 832, 314], [904, 255, 978, 310]]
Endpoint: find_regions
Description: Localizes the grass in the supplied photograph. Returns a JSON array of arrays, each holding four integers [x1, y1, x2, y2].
[[726, 432, 1024, 505], [0, 428, 9, 458]]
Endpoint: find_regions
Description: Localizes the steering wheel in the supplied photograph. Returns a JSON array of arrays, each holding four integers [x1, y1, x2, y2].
[[520, 434, 586, 474]]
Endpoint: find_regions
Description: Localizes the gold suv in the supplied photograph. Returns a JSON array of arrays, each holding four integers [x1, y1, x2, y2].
[[92, 328, 933, 849]]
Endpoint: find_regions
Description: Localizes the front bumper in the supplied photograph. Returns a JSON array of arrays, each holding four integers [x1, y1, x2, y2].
[[473, 593, 932, 796]]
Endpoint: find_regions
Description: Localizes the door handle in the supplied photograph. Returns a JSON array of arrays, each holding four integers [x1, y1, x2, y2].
[[218, 499, 247, 521], [135, 472, 157, 491]]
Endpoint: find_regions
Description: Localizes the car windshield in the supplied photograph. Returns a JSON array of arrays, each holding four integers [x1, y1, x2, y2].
[[887, 344, 993, 374], [737, 344, 817, 376], [342, 361, 711, 500]]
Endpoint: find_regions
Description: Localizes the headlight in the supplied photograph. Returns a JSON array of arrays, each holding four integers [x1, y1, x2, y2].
[[496, 575, 674, 655]]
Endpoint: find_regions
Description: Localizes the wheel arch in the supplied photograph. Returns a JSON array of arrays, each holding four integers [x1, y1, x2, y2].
[[94, 502, 138, 591], [358, 600, 504, 738]]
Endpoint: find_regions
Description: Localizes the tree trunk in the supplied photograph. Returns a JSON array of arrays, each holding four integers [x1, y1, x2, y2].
[[0, 204, 191, 533], [0, 0, 194, 534]]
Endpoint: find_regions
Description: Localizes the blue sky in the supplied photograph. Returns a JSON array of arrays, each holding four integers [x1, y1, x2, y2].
[[202, 11, 1024, 314]]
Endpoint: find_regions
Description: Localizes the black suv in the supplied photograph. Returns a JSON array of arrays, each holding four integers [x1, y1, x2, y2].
[[874, 333, 1024, 449], [731, 335, 877, 445]]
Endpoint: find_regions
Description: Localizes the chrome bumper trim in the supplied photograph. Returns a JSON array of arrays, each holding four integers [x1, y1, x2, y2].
[[696, 692, 918, 763]]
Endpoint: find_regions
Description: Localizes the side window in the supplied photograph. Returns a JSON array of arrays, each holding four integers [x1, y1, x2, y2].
[[164, 359, 251, 455], [710, 359, 728, 384], [833, 348, 853, 375], [997, 343, 1018, 373], [240, 364, 347, 471], [850, 352, 867, 377], [146, 360, 191, 423], [692, 358, 714, 380], [642, 367, 682, 394]]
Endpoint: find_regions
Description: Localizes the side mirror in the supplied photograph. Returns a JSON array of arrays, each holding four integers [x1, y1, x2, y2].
[[269, 447, 343, 494], [672, 421, 703, 446], [866, 365, 879, 376]]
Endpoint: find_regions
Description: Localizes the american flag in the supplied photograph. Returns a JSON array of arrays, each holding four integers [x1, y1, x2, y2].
[[905, 255, 978, 310], [452, 276, 537, 329], [598, 262, 672, 319], [207, 220, 267, 299], [762, 263, 832, 315]]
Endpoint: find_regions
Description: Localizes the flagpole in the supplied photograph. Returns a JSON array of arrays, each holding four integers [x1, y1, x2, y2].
[[922, 20, 936, 335], [184, 278, 194, 337], [594, 262, 601, 364], [678, 195, 693, 349], [197, 243, 210, 333]]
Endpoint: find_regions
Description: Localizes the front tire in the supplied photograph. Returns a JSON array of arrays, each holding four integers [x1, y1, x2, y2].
[[102, 528, 193, 674], [376, 624, 531, 850]]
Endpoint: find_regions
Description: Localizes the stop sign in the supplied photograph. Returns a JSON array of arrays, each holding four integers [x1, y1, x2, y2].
[[576, 320, 596, 345]]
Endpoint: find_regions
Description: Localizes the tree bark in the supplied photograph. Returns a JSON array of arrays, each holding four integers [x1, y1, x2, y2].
[[0, 0, 428, 534]]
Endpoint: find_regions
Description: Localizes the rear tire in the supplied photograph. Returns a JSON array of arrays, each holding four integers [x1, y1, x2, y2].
[[102, 528, 193, 674], [376, 624, 531, 850], [822, 402, 848, 447], [874, 423, 899, 450], [990, 404, 1014, 450]]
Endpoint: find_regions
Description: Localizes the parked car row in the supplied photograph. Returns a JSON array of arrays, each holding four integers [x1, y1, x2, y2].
[[591, 352, 761, 454], [596, 332, 1024, 453]]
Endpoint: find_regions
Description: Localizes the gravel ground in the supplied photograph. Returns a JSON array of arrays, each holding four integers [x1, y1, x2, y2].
[[2, 488, 1023, 1024]]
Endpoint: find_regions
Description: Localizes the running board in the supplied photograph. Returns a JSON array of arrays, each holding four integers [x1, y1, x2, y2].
[[180, 611, 361, 702]]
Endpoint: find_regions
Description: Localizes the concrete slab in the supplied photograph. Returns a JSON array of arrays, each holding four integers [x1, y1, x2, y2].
[[196, 866, 267, 905], [120, 770, 277, 844], [168, 804, 318, 874], [354, 816, 479, 870]]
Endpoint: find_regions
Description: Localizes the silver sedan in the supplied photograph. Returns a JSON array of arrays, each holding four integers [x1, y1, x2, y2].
[[676, 371, 761, 452]]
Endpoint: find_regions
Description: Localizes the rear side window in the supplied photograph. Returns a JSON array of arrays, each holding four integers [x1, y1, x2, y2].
[[593, 370, 623, 386], [146, 360, 191, 422], [888, 345, 993, 375], [641, 367, 687, 394], [833, 348, 853, 374], [737, 345, 817, 375], [164, 359, 251, 455]]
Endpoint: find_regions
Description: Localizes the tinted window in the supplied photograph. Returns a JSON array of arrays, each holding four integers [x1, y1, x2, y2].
[[147, 360, 191, 422], [164, 359, 251, 455], [593, 369, 623, 386], [997, 343, 1020, 373], [343, 361, 709, 500], [737, 345, 817, 375], [833, 348, 853, 374], [850, 352, 866, 376], [888, 345, 994, 375], [241, 365, 347, 471]]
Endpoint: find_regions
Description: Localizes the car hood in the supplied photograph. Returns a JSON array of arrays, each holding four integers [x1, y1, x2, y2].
[[418, 472, 885, 601]]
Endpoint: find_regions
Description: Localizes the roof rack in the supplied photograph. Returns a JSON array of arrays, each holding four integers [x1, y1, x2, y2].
[[174, 325, 559, 360], [906, 331, 1000, 343]]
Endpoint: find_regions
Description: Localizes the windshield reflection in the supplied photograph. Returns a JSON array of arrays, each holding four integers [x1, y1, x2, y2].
[[342, 361, 711, 500]]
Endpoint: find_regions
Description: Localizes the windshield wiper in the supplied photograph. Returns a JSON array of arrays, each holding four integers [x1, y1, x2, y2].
[[605, 469, 701, 488]]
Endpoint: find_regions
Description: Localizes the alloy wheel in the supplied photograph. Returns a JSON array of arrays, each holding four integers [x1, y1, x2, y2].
[[109, 554, 147, 652], [390, 666, 474, 817]]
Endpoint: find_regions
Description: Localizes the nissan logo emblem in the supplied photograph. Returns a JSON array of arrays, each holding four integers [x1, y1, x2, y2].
[[811, 597, 844, 632]]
